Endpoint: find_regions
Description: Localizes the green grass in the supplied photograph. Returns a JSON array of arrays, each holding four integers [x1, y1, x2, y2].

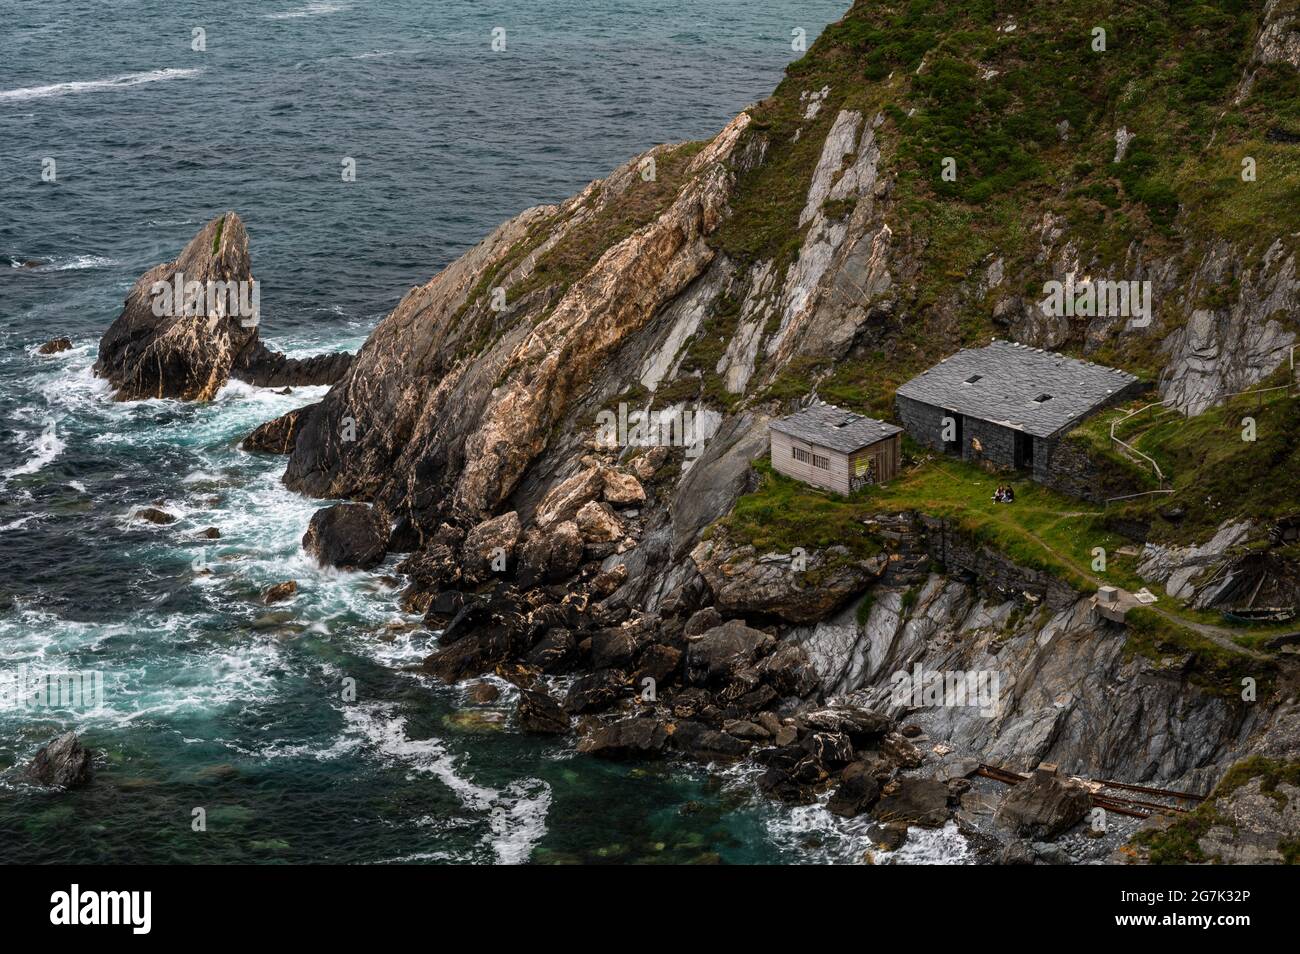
[[1133, 756, 1300, 864], [716, 459, 882, 561], [212, 215, 225, 256]]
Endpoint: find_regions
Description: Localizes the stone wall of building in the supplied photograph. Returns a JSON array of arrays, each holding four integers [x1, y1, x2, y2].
[[963, 415, 1016, 470], [895, 395, 946, 452]]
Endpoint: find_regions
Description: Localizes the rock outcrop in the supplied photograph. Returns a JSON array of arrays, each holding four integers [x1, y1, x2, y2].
[[96, 213, 351, 401], [302, 503, 389, 570], [25, 732, 93, 788]]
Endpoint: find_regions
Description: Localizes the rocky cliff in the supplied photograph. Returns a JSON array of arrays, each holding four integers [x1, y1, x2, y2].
[[108, 0, 1300, 862]]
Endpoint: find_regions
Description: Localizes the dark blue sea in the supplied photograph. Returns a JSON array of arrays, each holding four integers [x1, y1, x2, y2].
[[0, 0, 965, 864]]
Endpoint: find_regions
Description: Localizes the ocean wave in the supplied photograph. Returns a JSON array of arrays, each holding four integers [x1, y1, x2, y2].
[[2, 422, 64, 479], [343, 703, 551, 864], [263, 2, 351, 20], [0, 68, 204, 103]]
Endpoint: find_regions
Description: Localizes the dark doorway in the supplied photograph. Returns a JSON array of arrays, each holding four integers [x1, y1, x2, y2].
[[942, 410, 962, 455], [1014, 431, 1034, 469]]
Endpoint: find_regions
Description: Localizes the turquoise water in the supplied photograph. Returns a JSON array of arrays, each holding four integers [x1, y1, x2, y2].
[[0, 0, 966, 864]]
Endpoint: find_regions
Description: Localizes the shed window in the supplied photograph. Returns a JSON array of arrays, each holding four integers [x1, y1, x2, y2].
[[963, 374, 982, 384], [812, 454, 831, 470], [791, 446, 810, 464], [1032, 393, 1053, 403]]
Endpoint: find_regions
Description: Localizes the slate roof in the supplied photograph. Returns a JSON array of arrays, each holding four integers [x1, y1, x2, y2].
[[895, 340, 1139, 438], [770, 401, 902, 453]]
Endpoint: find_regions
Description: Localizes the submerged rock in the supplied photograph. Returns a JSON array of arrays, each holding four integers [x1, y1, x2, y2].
[[262, 580, 298, 604], [578, 718, 669, 759], [25, 732, 93, 788]]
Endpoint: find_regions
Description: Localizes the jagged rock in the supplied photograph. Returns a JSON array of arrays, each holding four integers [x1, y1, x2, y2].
[[797, 706, 893, 746], [302, 503, 389, 571], [630, 446, 669, 481], [755, 743, 827, 803], [516, 689, 570, 734], [242, 406, 311, 454], [516, 520, 583, 588], [397, 543, 459, 612], [200, 527, 221, 539], [96, 212, 350, 401], [575, 501, 622, 544], [724, 719, 769, 740], [423, 627, 513, 683], [262, 580, 297, 604], [564, 669, 627, 713], [38, 336, 72, 355], [25, 732, 93, 788], [589, 564, 628, 598], [993, 767, 1091, 840], [602, 470, 645, 505], [802, 730, 855, 766], [881, 731, 924, 769], [467, 681, 500, 704], [758, 642, 820, 697], [872, 777, 951, 828], [578, 718, 668, 759], [685, 620, 775, 685]]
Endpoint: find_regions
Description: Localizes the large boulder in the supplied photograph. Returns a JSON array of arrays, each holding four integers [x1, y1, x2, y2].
[[25, 732, 93, 788], [460, 511, 522, 581], [575, 501, 622, 544], [993, 767, 1091, 840], [534, 466, 606, 528], [516, 520, 583, 588], [577, 718, 669, 759], [96, 212, 350, 401], [516, 689, 570, 735], [302, 503, 389, 570], [602, 470, 645, 505], [872, 777, 951, 828], [685, 619, 774, 685], [691, 534, 887, 624]]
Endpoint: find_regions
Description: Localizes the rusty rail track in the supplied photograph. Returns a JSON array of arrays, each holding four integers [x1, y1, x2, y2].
[[976, 764, 1202, 819]]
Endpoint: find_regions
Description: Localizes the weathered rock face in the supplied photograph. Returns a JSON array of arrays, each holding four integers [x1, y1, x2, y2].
[[302, 503, 389, 570], [685, 619, 775, 685], [96, 213, 351, 401], [1195, 775, 1300, 864], [282, 115, 751, 530], [25, 732, 93, 788], [516, 688, 570, 735]]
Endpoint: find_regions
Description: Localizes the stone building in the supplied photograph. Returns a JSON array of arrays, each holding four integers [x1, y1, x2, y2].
[[895, 340, 1141, 486], [770, 401, 902, 495]]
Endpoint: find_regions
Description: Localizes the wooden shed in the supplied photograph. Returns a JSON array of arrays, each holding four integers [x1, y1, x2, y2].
[[769, 401, 903, 495]]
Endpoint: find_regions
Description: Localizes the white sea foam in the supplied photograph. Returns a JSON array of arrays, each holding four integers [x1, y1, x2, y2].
[[2, 421, 64, 478], [0, 68, 203, 103], [263, 2, 351, 20], [343, 703, 551, 864]]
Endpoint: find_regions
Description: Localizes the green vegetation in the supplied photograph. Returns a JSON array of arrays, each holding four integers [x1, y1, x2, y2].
[[1084, 380, 1300, 543], [1133, 756, 1300, 864], [717, 459, 882, 561], [212, 216, 225, 256]]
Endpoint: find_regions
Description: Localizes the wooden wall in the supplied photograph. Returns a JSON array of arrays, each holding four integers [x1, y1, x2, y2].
[[770, 429, 900, 495]]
